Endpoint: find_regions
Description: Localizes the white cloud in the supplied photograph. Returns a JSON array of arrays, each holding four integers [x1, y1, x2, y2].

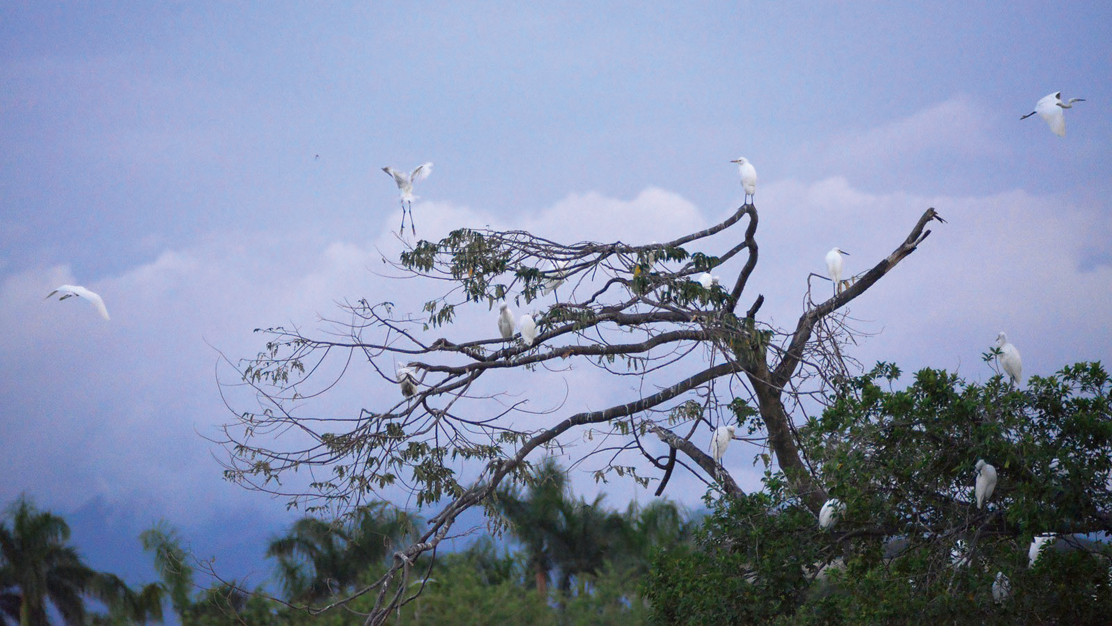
[[2, 180, 1108, 528]]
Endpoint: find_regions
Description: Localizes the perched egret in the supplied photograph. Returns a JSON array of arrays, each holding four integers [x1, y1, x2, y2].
[[1028, 534, 1053, 568], [519, 312, 537, 347], [497, 303, 515, 340], [975, 459, 997, 509], [1021, 92, 1085, 137], [995, 332, 1023, 385], [382, 162, 433, 235], [397, 364, 419, 398], [697, 273, 720, 290], [710, 425, 735, 464], [825, 247, 850, 294], [819, 498, 844, 530], [731, 157, 757, 205], [45, 285, 110, 321], [992, 572, 1010, 604], [542, 259, 568, 296]]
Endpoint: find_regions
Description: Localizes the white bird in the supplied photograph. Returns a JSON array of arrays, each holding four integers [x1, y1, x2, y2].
[[710, 425, 735, 464], [382, 162, 433, 235], [731, 157, 757, 205], [397, 364, 418, 398], [1021, 92, 1085, 137], [697, 273, 720, 290], [975, 459, 997, 509], [1028, 534, 1053, 568], [992, 572, 1010, 604], [45, 285, 110, 321], [995, 332, 1023, 386], [497, 303, 515, 340], [825, 247, 850, 295], [542, 259, 568, 296], [819, 498, 844, 530], [519, 312, 537, 347]]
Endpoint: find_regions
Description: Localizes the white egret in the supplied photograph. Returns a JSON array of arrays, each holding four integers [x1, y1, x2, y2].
[[731, 157, 757, 205], [382, 162, 433, 235], [497, 303, 515, 340], [819, 498, 844, 530], [824, 247, 850, 294], [710, 425, 735, 464], [397, 364, 419, 398], [1028, 534, 1053, 568], [542, 259, 568, 296], [519, 312, 537, 347], [994, 332, 1023, 386], [992, 572, 1010, 604], [697, 273, 720, 290], [1021, 92, 1084, 137], [45, 285, 110, 321], [975, 459, 997, 509]]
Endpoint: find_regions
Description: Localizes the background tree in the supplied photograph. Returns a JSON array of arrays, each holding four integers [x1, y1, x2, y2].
[[0, 496, 96, 625], [219, 198, 950, 623], [266, 502, 417, 604]]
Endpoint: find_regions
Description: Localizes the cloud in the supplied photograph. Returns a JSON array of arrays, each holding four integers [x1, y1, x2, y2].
[[3, 180, 1109, 530]]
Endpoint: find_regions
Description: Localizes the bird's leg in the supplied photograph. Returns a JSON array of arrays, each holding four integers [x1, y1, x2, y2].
[[399, 201, 407, 235], [410, 201, 417, 236]]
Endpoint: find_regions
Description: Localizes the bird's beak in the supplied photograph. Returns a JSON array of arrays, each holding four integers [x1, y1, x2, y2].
[[841, 250, 850, 255]]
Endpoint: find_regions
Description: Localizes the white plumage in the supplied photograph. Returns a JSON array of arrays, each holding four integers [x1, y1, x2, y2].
[[382, 162, 433, 235], [1021, 92, 1084, 137], [497, 303, 515, 339], [519, 312, 537, 347], [1028, 534, 1053, 568], [992, 572, 1010, 604], [975, 459, 997, 509], [819, 498, 844, 530], [995, 332, 1023, 385], [45, 285, 110, 321], [731, 157, 757, 204], [824, 247, 849, 294], [397, 364, 418, 398], [710, 425, 735, 463], [542, 259, 568, 296]]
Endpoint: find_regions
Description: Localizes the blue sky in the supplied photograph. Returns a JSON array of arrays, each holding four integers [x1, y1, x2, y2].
[[2, 1, 1111, 590]]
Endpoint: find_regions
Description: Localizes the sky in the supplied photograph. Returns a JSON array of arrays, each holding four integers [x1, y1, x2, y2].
[[1, 0, 1111, 592]]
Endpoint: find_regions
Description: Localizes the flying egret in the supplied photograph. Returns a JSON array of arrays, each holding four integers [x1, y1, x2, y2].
[[1021, 92, 1085, 137], [697, 273, 720, 290], [382, 162, 433, 235], [1028, 534, 1053, 568], [710, 425, 735, 464], [819, 498, 844, 530], [994, 332, 1023, 386], [45, 285, 110, 321], [975, 459, 997, 509], [825, 247, 850, 294], [397, 364, 419, 398], [497, 303, 515, 340], [519, 312, 537, 347], [731, 157, 757, 205], [992, 572, 1010, 604]]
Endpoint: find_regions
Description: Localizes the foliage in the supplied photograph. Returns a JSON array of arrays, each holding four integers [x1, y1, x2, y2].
[[645, 362, 1112, 623]]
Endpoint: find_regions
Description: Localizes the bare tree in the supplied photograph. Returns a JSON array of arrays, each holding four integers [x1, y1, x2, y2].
[[217, 199, 945, 624]]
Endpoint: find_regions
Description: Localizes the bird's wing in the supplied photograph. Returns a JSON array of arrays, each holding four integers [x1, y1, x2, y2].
[[1046, 112, 1066, 137], [80, 290, 111, 321], [410, 162, 433, 182], [383, 167, 408, 187]]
